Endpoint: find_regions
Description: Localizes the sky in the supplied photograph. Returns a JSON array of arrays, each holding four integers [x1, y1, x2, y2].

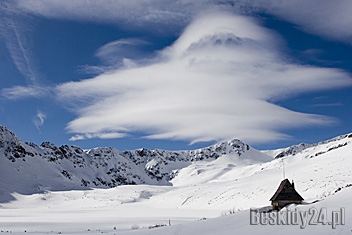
[[0, 0, 351, 151]]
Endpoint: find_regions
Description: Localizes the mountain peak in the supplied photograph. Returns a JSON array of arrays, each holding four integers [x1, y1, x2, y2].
[[0, 125, 19, 143]]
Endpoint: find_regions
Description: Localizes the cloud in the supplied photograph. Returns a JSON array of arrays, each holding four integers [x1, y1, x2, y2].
[[33, 110, 46, 131], [76, 39, 152, 74], [246, 0, 352, 44], [313, 103, 343, 107], [76, 39, 153, 75], [10, 0, 203, 31], [96, 38, 150, 63], [56, 12, 352, 144], [69, 132, 127, 141], [0, 5, 40, 84], [76, 65, 114, 75], [1, 85, 49, 100], [11, 0, 352, 44]]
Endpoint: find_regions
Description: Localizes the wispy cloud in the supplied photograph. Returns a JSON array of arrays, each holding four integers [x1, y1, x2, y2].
[[69, 132, 127, 141], [76, 65, 115, 76], [11, 0, 197, 31], [56, 12, 352, 144], [76, 39, 152, 75], [96, 38, 150, 64], [0, 6, 40, 84], [313, 103, 343, 107], [11, 0, 352, 44], [1, 85, 49, 100], [33, 110, 46, 131], [0, 1, 45, 102], [246, 0, 352, 44]]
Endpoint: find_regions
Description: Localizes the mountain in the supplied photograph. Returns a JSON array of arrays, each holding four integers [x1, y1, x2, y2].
[[0, 125, 270, 202], [269, 133, 352, 159], [1, 124, 351, 203]]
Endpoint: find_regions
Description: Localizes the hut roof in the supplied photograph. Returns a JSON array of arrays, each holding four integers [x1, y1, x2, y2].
[[270, 178, 304, 201]]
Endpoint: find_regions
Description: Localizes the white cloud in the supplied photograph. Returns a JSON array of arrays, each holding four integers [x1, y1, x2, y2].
[[76, 65, 114, 75], [96, 38, 150, 63], [33, 110, 46, 131], [1, 85, 49, 100], [69, 132, 126, 141], [313, 103, 343, 107], [11, 0, 352, 44], [76, 39, 153, 76], [0, 6, 40, 84], [11, 0, 199, 30], [56, 12, 352, 144], [245, 0, 352, 44]]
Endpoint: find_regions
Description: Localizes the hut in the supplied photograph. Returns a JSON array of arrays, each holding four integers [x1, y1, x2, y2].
[[270, 178, 304, 211]]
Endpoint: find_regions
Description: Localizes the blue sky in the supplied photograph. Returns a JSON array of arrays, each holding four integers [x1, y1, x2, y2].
[[0, 0, 351, 151]]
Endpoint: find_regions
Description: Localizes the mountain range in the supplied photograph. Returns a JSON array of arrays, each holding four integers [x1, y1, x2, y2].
[[0, 125, 268, 201], [0, 124, 351, 205]]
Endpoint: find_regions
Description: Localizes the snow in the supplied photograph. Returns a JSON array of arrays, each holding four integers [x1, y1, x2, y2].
[[0, 126, 351, 234]]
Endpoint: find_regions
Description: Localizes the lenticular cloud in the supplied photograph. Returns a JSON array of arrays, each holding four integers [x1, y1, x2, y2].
[[56, 12, 351, 144]]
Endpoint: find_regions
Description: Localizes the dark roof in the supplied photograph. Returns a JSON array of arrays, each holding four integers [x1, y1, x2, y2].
[[270, 179, 304, 201]]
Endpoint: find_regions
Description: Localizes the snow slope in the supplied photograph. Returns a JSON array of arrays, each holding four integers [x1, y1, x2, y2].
[[115, 186, 352, 235], [0, 125, 351, 234]]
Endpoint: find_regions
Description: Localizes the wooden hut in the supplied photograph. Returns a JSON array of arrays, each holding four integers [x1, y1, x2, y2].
[[270, 178, 304, 211]]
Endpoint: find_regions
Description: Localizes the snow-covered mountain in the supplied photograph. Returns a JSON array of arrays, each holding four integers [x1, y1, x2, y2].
[[0, 125, 269, 202], [267, 133, 352, 159]]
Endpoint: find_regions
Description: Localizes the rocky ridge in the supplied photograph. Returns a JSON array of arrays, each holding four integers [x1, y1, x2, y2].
[[0, 125, 260, 195]]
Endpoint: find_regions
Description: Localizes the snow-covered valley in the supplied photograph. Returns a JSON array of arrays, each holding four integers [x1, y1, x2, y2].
[[0, 125, 351, 234]]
